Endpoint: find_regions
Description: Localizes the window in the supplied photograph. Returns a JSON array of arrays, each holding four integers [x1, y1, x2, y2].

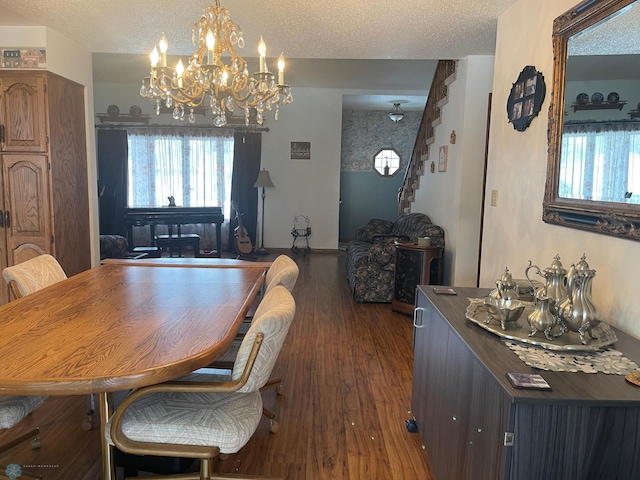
[[560, 123, 640, 204], [127, 127, 234, 217], [373, 148, 401, 176]]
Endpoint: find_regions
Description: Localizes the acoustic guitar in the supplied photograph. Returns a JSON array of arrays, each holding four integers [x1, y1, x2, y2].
[[232, 201, 253, 255]]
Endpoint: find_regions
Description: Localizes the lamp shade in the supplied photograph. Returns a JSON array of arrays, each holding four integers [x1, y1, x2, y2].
[[253, 169, 275, 188]]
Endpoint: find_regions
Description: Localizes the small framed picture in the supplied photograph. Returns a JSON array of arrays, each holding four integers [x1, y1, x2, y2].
[[438, 146, 448, 172], [291, 141, 311, 160]]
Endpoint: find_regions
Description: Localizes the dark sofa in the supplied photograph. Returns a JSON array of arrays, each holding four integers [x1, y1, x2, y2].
[[345, 213, 445, 303]]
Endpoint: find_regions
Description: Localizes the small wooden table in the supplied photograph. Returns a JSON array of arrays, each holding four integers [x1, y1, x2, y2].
[[0, 263, 267, 480], [392, 241, 443, 314]]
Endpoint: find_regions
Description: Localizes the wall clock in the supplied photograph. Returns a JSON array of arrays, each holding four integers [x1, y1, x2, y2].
[[506, 65, 546, 132]]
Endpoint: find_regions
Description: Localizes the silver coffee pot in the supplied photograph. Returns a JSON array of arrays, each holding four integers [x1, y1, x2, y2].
[[525, 254, 568, 315], [557, 254, 602, 345]]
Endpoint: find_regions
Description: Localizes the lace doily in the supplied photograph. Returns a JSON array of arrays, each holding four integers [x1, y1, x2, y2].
[[504, 340, 640, 375]]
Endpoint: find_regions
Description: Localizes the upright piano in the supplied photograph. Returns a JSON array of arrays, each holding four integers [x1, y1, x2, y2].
[[124, 207, 224, 257]]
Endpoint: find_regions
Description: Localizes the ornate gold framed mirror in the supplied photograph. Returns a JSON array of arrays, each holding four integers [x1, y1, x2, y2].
[[543, 0, 640, 240]]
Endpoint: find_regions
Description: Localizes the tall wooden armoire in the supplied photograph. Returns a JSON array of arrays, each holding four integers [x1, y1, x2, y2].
[[0, 71, 91, 304]]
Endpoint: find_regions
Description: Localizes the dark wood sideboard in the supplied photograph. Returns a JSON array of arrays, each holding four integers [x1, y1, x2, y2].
[[412, 286, 640, 480], [124, 207, 224, 257]]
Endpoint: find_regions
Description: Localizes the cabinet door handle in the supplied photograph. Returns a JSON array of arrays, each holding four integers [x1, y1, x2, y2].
[[4, 210, 9, 229], [414, 307, 425, 328]]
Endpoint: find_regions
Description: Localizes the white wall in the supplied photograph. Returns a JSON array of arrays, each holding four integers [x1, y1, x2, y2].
[[482, 0, 640, 340], [0, 26, 98, 265], [413, 56, 494, 286]]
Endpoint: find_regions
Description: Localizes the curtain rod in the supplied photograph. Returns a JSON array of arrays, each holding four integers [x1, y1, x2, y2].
[[95, 123, 269, 132]]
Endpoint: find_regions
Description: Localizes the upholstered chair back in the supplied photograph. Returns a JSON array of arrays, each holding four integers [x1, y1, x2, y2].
[[264, 255, 299, 293], [2, 254, 67, 298], [232, 285, 296, 392]]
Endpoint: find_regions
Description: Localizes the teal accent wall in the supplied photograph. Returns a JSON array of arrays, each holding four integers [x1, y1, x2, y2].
[[339, 109, 421, 240], [340, 171, 403, 239]]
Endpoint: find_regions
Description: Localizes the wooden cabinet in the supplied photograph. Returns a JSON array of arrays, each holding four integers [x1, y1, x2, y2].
[[0, 75, 48, 152], [412, 286, 640, 480], [0, 72, 90, 304]]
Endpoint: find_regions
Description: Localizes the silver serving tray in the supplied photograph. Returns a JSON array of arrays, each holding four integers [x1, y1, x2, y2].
[[465, 298, 618, 352]]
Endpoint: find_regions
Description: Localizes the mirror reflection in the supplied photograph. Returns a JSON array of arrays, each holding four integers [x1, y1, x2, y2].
[[560, 1, 640, 204]]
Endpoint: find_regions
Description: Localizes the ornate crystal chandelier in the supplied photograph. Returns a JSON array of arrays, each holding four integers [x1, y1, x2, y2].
[[140, 0, 293, 127]]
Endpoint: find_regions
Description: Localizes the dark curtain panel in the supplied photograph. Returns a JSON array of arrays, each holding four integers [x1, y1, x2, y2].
[[97, 129, 128, 236], [229, 131, 262, 251]]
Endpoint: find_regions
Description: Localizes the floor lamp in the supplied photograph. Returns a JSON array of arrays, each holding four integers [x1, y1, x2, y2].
[[253, 169, 274, 255]]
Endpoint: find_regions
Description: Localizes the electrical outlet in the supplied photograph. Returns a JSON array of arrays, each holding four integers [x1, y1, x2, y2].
[[491, 190, 498, 207]]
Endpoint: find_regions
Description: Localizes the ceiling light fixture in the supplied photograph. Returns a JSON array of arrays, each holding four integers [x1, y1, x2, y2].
[[140, 0, 293, 127], [389, 103, 405, 122]]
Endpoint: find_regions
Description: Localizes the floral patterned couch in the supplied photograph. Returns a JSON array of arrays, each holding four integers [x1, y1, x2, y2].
[[345, 213, 445, 303]]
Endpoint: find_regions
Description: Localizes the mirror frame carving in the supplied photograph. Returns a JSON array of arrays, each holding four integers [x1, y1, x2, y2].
[[543, 0, 640, 240]]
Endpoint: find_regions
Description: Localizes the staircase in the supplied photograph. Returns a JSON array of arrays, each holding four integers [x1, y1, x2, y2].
[[398, 60, 457, 215]]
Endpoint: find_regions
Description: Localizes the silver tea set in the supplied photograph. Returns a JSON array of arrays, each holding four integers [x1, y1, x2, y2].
[[484, 254, 604, 345]]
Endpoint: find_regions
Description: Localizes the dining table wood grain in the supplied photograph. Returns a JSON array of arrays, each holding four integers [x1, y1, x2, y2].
[[0, 262, 267, 479]]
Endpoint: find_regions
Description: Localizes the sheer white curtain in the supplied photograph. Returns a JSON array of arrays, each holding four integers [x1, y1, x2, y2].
[[127, 127, 234, 218], [560, 122, 640, 204]]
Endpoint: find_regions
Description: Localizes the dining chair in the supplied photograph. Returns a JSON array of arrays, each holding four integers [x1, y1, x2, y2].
[[106, 285, 296, 480], [210, 255, 299, 431], [1, 395, 47, 479], [2, 254, 67, 300], [1, 255, 94, 431]]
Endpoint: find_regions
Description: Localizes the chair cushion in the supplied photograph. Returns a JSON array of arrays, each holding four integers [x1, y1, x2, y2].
[[0, 395, 47, 429], [106, 391, 262, 454]]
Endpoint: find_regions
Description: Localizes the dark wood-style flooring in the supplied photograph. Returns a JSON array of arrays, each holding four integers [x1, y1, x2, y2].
[[0, 251, 435, 479]]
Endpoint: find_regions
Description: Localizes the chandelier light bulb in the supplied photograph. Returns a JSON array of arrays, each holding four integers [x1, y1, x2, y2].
[[158, 33, 168, 67], [206, 29, 215, 64], [150, 47, 159, 68], [158, 33, 168, 53], [175, 58, 185, 87], [277, 53, 285, 85], [258, 36, 267, 72]]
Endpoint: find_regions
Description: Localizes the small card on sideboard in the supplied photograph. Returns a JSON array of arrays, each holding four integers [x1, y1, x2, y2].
[[506, 372, 552, 390], [433, 287, 457, 295]]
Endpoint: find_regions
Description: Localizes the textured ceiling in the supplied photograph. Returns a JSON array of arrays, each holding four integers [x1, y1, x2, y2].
[[0, 0, 518, 59], [1, 0, 523, 111]]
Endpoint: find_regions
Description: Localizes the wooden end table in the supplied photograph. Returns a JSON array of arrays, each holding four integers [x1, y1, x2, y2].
[[392, 241, 443, 314]]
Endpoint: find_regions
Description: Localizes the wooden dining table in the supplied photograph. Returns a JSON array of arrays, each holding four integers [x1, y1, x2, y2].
[[0, 262, 267, 479]]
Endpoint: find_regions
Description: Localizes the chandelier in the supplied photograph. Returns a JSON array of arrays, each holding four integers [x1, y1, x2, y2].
[[140, 0, 293, 127]]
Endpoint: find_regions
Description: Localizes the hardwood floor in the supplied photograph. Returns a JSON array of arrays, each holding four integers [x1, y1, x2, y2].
[[0, 252, 434, 479]]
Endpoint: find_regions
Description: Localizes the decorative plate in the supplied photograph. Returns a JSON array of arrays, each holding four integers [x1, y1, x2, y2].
[[626, 372, 640, 387], [591, 92, 604, 104], [607, 92, 620, 104], [130, 105, 143, 116], [465, 298, 618, 352], [107, 104, 120, 116], [576, 92, 589, 105]]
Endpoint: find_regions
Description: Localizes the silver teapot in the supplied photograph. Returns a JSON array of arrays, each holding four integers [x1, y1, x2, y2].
[[489, 267, 519, 301], [525, 255, 568, 315], [557, 254, 602, 345]]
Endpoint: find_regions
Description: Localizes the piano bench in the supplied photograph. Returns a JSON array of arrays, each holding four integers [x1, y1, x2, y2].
[[154, 234, 201, 258]]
